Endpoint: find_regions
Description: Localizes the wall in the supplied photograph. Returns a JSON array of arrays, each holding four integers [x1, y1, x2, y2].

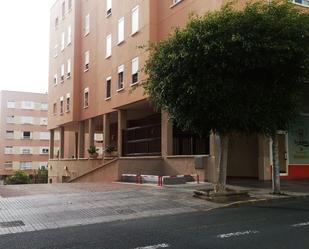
[[70, 157, 163, 183], [164, 156, 209, 182], [48, 158, 103, 183], [227, 134, 259, 178]]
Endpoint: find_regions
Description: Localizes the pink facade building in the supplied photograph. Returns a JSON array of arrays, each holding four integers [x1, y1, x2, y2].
[[0, 91, 52, 180], [48, 0, 309, 183]]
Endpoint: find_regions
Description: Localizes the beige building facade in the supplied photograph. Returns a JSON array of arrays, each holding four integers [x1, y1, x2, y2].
[[48, 0, 309, 184], [0, 91, 54, 179]]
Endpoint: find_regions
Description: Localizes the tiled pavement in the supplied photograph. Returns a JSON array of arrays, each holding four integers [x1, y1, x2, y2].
[[0, 183, 217, 236]]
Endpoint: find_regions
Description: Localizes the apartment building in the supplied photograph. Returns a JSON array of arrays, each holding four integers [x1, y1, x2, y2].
[[48, 0, 309, 183], [0, 91, 54, 179]]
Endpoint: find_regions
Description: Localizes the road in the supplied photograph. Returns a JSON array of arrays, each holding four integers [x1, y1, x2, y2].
[[0, 197, 308, 249]]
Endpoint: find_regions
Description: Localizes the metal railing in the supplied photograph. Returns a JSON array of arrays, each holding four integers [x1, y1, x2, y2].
[[122, 123, 161, 156]]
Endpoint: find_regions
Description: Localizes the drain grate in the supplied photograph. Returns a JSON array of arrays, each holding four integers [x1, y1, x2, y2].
[[115, 209, 136, 215], [0, 220, 25, 228]]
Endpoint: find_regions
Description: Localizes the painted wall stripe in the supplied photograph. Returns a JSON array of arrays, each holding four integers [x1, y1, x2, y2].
[[133, 243, 170, 249], [292, 221, 309, 227], [217, 230, 260, 239]]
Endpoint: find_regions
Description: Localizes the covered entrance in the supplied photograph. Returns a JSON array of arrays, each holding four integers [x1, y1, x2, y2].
[[120, 101, 161, 157], [122, 114, 161, 156], [173, 125, 209, 155]]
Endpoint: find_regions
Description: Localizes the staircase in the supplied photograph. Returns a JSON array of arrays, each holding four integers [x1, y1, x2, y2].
[[68, 158, 119, 183]]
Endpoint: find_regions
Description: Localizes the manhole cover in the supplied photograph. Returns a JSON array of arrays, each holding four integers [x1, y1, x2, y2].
[[0, 220, 25, 228], [115, 209, 136, 215]]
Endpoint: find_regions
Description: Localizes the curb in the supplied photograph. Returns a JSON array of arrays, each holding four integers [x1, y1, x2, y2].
[[217, 194, 309, 209]]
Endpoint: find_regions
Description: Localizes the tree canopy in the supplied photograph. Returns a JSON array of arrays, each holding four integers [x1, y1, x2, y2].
[[144, 0, 309, 137]]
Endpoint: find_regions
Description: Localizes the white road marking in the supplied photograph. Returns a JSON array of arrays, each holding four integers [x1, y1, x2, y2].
[[217, 230, 260, 239], [133, 243, 170, 249], [291, 222, 309, 227]]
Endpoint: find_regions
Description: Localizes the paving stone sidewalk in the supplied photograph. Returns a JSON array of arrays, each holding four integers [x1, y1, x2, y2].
[[0, 181, 307, 236], [0, 183, 218, 236]]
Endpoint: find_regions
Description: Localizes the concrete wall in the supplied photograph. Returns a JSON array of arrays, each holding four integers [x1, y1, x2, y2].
[[164, 156, 209, 182], [48, 158, 103, 183], [70, 157, 163, 183], [71, 159, 119, 183], [118, 157, 163, 176]]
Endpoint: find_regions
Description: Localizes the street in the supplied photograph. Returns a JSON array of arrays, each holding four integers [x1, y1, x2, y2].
[[0, 197, 308, 249]]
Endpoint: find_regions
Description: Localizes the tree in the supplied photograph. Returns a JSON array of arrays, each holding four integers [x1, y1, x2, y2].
[[6, 171, 30, 185], [144, 0, 309, 193]]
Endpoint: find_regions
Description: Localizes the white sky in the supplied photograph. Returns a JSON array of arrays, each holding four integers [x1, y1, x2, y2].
[[0, 0, 56, 93]]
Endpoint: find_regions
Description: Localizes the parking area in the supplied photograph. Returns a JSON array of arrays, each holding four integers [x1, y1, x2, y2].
[[0, 182, 215, 236]]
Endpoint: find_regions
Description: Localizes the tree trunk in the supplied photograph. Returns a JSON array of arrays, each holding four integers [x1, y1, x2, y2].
[[272, 134, 281, 194], [215, 134, 229, 193]]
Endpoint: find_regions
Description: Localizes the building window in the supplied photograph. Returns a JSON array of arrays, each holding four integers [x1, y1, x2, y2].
[[67, 59, 71, 78], [118, 17, 124, 44], [40, 132, 50, 140], [4, 146, 13, 155], [40, 147, 49, 155], [84, 51, 90, 71], [106, 34, 112, 58], [21, 101, 34, 110], [84, 14, 90, 36], [131, 5, 139, 35], [106, 77, 112, 99], [22, 131, 32, 140], [66, 94, 70, 112], [84, 88, 89, 108], [6, 130, 14, 139], [21, 147, 32, 155], [61, 64, 65, 82], [67, 25, 72, 45], [39, 162, 48, 170], [4, 162, 13, 169], [21, 116, 34, 124], [41, 103, 48, 111], [54, 74, 58, 85], [106, 0, 112, 16], [61, 32, 65, 51], [62, 1, 66, 19], [6, 116, 15, 124], [7, 101, 15, 109], [118, 65, 124, 90], [55, 17, 59, 29], [20, 162, 32, 170], [60, 97, 64, 114], [53, 103, 57, 115], [54, 44, 58, 58], [292, 0, 309, 7], [40, 117, 48, 125], [131, 57, 139, 85], [172, 0, 182, 5], [68, 0, 72, 11]]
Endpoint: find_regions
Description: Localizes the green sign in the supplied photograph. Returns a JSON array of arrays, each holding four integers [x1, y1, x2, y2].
[[288, 115, 309, 164]]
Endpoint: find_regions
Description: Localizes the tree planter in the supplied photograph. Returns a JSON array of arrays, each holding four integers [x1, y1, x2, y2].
[[194, 188, 250, 203]]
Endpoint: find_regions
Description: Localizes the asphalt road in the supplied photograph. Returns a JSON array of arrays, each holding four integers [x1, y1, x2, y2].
[[0, 197, 309, 249]]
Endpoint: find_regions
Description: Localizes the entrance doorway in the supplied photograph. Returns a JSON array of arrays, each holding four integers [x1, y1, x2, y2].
[[277, 133, 288, 175]]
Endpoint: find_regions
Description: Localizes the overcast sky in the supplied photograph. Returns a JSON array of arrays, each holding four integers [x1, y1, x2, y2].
[[0, 0, 55, 93]]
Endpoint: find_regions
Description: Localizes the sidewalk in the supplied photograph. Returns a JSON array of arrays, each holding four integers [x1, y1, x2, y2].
[[223, 179, 309, 206], [0, 181, 307, 237], [228, 178, 309, 193], [0, 183, 219, 236]]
